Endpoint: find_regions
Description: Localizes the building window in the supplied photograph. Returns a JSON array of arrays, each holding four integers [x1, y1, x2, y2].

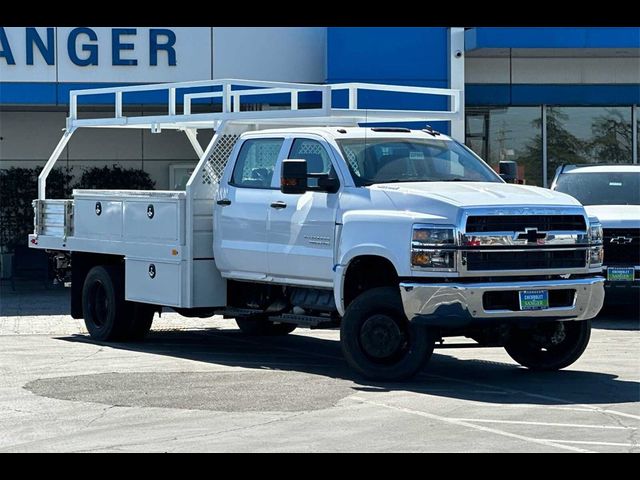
[[635, 105, 639, 164], [545, 106, 633, 184], [466, 106, 636, 186], [466, 107, 543, 186]]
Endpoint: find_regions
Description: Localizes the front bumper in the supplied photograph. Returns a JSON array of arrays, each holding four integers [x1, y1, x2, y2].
[[400, 277, 605, 327]]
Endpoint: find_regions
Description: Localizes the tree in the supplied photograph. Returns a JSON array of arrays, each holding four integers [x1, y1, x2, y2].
[[0, 164, 155, 254], [588, 109, 633, 163], [518, 107, 588, 185]]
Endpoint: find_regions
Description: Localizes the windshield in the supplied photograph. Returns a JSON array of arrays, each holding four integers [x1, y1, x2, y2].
[[336, 137, 501, 186], [554, 171, 640, 206]]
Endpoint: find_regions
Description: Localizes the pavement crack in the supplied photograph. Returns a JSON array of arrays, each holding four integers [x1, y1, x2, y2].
[[48, 346, 105, 370], [69, 411, 311, 452], [84, 405, 117, 429], [164, 411, 312, 445]]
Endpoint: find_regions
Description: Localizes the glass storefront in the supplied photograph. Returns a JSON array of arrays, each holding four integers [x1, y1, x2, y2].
[[466, 106, 636, 187], [466, 107, 543, 186], [546, 106, 633, 185]]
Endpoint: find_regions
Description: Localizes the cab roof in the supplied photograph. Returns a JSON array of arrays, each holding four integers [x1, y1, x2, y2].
[[240, 126, 454, 141], [561, 164, 640, 174]]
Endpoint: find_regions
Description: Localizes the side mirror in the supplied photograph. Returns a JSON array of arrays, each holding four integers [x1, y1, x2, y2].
[[316, 174, 340, 194], [281, 159, 308, 194], [499, 161, 518, 183]]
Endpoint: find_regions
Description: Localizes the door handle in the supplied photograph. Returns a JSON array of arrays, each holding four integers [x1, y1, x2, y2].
[[216, 199, 232, 206], [270, 201, 287, 209]]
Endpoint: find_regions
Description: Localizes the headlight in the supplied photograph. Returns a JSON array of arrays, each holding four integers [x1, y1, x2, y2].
[[412, 226, 456, 247], [411, 225, 457, 270], [588, 246, 604, 268], [586, 219, 603, 268], [411, 249, 456, 269], [588, 221, 603, 244]]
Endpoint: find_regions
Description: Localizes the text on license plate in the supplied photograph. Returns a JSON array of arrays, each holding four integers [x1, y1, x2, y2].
[[519, 289, 549, 310], [607, 267, 635, 282]]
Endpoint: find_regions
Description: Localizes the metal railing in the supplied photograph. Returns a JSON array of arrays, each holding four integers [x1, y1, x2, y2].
[[66, 78, 460, 129]]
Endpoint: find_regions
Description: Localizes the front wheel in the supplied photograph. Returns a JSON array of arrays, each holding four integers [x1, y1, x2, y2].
[[340, 287, 435, 381], [505, 320, 591, 371]]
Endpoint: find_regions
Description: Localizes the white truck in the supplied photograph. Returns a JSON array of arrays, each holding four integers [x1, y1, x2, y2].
[[29, 79, 605, 380], [551, 164, 640, 292]]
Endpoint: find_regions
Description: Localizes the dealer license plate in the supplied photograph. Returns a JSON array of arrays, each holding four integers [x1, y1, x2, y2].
[[607, 267, 635, 282], [519, 289, 549, 311]]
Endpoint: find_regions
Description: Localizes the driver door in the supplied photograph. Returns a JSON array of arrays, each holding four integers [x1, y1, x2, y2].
[[267, 137, 341, 287]]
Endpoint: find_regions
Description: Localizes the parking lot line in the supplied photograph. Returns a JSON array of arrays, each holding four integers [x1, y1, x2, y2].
[[451, 418, 637, 430], [352, 396, 594, 453], [539, 439, 639, 448], [424, 372, 640, 421]]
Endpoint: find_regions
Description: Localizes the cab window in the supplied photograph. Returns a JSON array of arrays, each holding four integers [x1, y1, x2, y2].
[[288, 138, 338, 188], [231, 138, 284, 188]]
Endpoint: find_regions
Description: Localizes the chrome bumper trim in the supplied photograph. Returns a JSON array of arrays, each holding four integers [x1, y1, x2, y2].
[[400, 277, 605, 326]]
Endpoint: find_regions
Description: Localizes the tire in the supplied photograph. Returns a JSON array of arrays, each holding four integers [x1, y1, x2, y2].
[[82, 265, 155, 342], [340, 287, 435, 381], [235, 316, 297, 336], [126, 302, 155, 341], [82, 265, 130, 341], [505, 320, 591, 371]]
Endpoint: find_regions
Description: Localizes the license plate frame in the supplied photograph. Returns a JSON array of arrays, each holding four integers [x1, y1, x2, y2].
[[519, 289, 550, 311], [607, 267, 635, 282]]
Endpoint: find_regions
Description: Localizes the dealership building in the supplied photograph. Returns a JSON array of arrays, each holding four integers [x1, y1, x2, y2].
[[1, 27, 639, 189]]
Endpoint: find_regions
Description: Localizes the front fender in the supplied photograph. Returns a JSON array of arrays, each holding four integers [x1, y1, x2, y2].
[[333, 210, 445, 315]]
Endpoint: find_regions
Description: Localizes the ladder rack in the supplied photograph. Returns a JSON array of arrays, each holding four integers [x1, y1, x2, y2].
[[65, 78, 460, 130]]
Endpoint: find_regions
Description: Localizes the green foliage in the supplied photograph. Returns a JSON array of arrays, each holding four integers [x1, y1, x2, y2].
[[75, 164, 155, 190], [589, 109, 633, 163], [0, 164, 155, 253], [518, 107, 633, 185], [0, 167, 73, 253]]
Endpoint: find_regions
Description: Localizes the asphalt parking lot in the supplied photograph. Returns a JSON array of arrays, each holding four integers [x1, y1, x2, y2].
[[1, 282, 638, 453]]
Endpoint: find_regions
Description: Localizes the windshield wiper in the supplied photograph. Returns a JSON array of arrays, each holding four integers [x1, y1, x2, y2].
[[361, 178, 471, 185]]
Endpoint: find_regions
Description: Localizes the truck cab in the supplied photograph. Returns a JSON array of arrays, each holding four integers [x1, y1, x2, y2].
[[28, 80, 605, 381]]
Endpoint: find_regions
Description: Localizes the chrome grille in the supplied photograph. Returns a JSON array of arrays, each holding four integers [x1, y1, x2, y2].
[[464, 249, 586, 271], [465, 215, 586, 233], [461, 213, 589, 273]]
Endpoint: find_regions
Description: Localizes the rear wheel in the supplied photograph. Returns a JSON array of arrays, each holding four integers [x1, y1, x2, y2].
[[235, 316, 297, 336], [126, 302, 155, 340], [82, 265, 129, 341], [505, 320, 591, 371], [340, 287, 435, 381], [82, 265, 154, 342]]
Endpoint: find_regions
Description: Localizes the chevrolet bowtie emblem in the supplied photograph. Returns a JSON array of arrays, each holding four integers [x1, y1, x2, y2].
[[515, 228, 547, 244], [610, 236, 633, 244]]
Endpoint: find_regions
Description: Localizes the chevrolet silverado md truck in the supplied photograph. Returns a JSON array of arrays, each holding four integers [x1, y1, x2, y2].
[[29, 80, 605, 380]]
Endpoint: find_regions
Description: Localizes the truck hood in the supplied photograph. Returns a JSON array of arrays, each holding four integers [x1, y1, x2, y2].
[[584, 205, 640, 229], [370, 182, 581, 208]]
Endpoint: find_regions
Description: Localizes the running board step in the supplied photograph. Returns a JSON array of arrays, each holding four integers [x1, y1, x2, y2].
[[217, 308, 263, 319], [268, 314, 339, 329]]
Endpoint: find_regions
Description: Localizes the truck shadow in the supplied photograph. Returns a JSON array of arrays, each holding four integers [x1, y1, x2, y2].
[[593, 300, 640, 331], [0, 283, 68, 316], [58, 327, 640, 408]]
